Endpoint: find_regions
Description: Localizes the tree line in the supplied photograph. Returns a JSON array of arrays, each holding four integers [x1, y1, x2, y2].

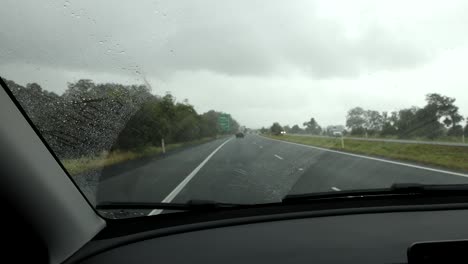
[[6, 78, 239, 159], [264, 93, 467, 139], [346, 93, 467, 139], [264, 117, 324, 135]]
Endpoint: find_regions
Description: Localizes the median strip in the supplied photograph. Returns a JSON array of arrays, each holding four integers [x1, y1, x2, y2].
[[263, 135, 468, 175]]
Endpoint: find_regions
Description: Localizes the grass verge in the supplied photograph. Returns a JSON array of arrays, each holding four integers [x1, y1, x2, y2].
[[62, 137, 219, 176], [347, 135, 466, 143], [265, 134, 468, 172]]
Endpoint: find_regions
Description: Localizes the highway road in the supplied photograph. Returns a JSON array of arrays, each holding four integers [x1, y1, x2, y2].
[[96, 134, 468, 213]]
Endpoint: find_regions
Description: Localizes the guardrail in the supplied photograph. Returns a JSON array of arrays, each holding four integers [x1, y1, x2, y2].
[[288, 134, 468, 147]]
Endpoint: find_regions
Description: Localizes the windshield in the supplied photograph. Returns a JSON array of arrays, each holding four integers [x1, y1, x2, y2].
[[1, 0, 468, 218]]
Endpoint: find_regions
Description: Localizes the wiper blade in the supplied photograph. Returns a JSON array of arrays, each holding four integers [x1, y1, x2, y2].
[[97, 184, 468, 211], [283, 183, 468, 203], [96, 199, 249, 211], [390, 183, 468, 193]]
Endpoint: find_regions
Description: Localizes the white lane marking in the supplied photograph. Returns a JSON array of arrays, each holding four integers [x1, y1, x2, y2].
[[259, 146, 263, 149], [274, 154, 284, 160], [261, 136, 468, 178], [331, 187, 341, 191], [298, 168, 304, 171], [148, 138, 233, 216], [234, 168, 247, 175]]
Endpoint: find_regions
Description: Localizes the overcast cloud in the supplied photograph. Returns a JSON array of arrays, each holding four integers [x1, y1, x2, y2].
[[1, 0, 468, 128]]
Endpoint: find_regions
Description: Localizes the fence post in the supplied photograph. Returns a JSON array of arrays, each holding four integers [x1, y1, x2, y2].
[[341, 135, 345, 149], [161, 138, 166, 154], [463, 126, 466, 144]]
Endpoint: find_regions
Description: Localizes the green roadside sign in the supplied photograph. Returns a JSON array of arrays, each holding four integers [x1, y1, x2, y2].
[[218, 114, 231, 132]]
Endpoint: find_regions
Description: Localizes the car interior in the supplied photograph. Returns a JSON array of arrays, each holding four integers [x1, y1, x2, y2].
[[2, 80, 468, 264]]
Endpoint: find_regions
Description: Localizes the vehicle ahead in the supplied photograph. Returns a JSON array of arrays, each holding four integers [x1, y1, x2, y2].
[[332, 131, 343, 137], [235, 132, 245, 138]]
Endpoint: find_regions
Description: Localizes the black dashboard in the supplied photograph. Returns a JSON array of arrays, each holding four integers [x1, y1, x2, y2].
[[79, 207, 468, 264]]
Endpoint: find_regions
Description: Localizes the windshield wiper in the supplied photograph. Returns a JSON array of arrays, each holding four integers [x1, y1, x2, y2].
[[97, 184, 468, 212], [96, 199, 251, 211], [283, 183, 468, 203]]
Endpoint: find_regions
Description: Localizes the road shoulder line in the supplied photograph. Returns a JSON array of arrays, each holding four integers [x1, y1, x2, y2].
[[260, 136, 468, 178], [148, 138, 233, 215]]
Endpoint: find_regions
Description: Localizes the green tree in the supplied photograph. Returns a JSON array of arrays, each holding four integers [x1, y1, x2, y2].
[[291, 124, 302, 134], [364, 110, 383, 135], [380, 111, 398, 136], [172, 100, 201, 142], [447, 125, 463, 137], [394, 104, 444, 139], [346, 107, 366, 135], [200, 110, 219, 137], [412, 104, 444, 139], [426, 93, 464, 129], [395, 107, 419, 138], [228, 116, 240, 134], [115, 97, 165, 150], [6, 78, 241, 158], [63, 79, 95, 98], [270, 122, 283, 135], [303, 118, 322, 135]]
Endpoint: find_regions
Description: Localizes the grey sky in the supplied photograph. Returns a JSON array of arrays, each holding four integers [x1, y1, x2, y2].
[[1, 0, 468, 128]]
